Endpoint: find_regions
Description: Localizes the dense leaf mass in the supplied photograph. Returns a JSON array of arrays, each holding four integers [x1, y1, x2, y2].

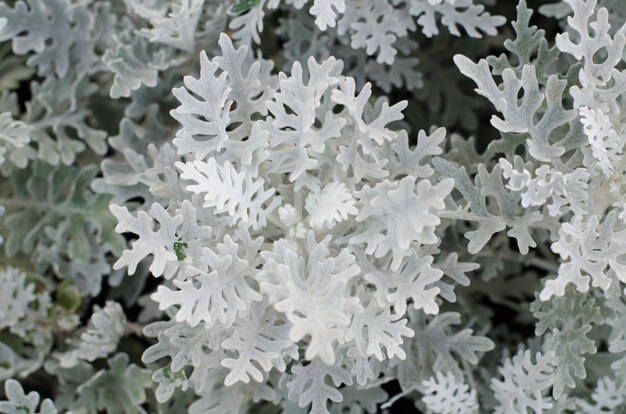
[[0, 0, 626, 412]]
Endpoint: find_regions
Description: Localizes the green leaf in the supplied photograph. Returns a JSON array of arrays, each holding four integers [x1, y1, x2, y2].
[[531, 286, 604, 399], [487, 0, 560, 82], [73, 353, 151, 414], [173, 240, 187, 262], [56, 281, 81, 313], [3, 162, 124, 296], [398, 311, 494, 389], [229, 0, 261, 15]]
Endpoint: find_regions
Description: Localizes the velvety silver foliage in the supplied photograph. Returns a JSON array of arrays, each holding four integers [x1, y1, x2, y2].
[[1, 0, 626, 413]]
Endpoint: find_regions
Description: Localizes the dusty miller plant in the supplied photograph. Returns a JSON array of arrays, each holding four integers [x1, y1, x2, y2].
[[0, 0, 625, 413]]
